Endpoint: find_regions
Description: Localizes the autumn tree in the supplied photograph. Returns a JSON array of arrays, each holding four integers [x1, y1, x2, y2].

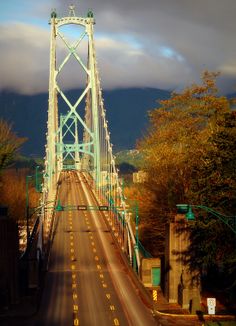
[[137, 71, 232, 258], [0, 119, 26, 172], [0, 119, 30, 221]]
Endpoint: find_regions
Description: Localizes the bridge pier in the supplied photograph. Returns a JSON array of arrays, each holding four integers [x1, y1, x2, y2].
[[164, 214, 201, 313]]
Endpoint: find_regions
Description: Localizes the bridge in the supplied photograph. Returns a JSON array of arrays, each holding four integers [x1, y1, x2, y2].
[[27, 6, 157, 325]]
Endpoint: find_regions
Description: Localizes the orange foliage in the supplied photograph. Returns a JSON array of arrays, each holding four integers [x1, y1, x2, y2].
[[0, 168, 40, 222]]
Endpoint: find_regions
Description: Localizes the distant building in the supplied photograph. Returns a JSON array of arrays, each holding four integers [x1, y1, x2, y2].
[[133, 171, 148, 183]]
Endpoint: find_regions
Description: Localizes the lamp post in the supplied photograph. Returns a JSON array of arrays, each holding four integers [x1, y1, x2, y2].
[[135, 201, 139, 250], [35, 165, 42, 192], [176, 204, 236, 235], [26, 175, 33, 247]]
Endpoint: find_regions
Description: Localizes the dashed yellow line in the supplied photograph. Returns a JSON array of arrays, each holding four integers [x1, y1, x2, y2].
[[114, 318, 120, 325], [73, 304, 79, 312], [73, 318, 79, 325], [73, 293, 78, 300], [110, 305, 115, 311]]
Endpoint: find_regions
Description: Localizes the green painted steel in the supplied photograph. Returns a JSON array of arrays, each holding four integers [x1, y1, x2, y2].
[[45, 6, 100, 187], [152, 267, 161, 286], [41, 5, 142, 274]]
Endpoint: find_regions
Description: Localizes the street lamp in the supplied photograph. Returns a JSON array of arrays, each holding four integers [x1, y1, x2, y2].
[[35, 165, 43, 192], [176, 204, 236, 235], [26, 175, 33, 247]]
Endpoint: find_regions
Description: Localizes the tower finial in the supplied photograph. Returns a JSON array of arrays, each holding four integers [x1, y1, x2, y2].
[[69, 4, 76, 17]]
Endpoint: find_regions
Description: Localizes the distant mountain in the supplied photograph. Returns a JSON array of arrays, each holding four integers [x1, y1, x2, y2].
[[0, 88, 171, 156]]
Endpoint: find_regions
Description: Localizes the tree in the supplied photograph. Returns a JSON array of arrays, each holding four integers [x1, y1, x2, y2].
[[0, 119, 26, 172], [187, 111, 236, 292], [137, 71, 232, 261]]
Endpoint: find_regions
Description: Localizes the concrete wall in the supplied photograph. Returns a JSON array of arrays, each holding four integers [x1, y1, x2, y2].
[[164, 215, 201, 312]]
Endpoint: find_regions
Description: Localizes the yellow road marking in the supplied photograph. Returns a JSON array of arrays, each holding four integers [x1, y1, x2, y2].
[[70, 235, 74, 240], [73, 293, 78, 300], [70, 226, 72, 230], [72, 283, 77, 289], [73, 304, 79, 312], [71, 264, 75, 270], [71, 256, 75, 261], [72, 274, 76, 279], [71, 248, 74, 253], [106, 293, 111, 300], [110, 305, 115, 311], [70, 242, 74, 246], [102, 283, 107, 288], [92, 248, 96, 253], [114, 318, 120, 325], [73, 318, 79, 326], [97, 264, 101, 270], [94, 256, 99, 261], [91, 242, 95, 246], [99, 273, 104, 279]]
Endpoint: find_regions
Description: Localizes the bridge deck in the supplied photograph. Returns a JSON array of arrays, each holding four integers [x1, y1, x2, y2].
[[29, 171, 156, 326]]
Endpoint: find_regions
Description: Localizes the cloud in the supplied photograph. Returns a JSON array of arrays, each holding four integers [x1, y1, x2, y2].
[[0, 0, 236, 94], [0, 23, 50, 94]]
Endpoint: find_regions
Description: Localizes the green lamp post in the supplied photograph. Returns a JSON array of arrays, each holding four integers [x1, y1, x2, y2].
[[176, 204, 236, 235], [26, 175, 33, 246]]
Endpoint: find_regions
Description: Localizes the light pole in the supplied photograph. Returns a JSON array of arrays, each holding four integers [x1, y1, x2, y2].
[[26, 175, 33, 247], [35, 165, 42, 192], [176, 204, 236, 235]]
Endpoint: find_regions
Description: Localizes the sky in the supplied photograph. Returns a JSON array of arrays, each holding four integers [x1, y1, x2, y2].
[[0, 0, 236, 95]]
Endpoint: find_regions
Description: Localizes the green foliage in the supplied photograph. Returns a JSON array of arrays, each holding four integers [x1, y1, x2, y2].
[[115, 150, 144, 169]]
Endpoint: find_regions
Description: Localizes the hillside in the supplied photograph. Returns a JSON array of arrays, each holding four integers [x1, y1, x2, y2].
[[0, 88, 171, 156]]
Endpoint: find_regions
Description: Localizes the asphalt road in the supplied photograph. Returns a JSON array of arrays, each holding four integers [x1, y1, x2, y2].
[[29, 170, 157, 325]]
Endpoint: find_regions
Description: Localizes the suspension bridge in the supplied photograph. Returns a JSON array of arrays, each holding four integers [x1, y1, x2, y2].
[[27, 6, 157, 325]]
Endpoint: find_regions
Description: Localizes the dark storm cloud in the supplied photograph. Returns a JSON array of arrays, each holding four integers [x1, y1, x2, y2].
[[0, 0, 235, 94]]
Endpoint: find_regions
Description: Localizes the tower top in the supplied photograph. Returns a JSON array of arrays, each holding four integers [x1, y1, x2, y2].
[[69, 4, 76, 17]]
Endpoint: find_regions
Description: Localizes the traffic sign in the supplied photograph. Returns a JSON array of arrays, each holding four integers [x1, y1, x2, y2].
[[207, 298, 216, 315], [99, 206, 109, 211], [77, 205, 87, 211], [152, 290, 158, 301]]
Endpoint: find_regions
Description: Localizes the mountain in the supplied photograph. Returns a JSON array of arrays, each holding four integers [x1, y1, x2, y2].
[[0, 88, 171, 156]]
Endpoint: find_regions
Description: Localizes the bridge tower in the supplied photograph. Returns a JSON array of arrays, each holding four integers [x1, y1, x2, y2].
[[42, 5, 141, 272], [44, 5, 101, 197]]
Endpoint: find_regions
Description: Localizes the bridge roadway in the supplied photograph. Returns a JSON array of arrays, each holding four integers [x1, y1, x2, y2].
[[32, 171, 157, 326]]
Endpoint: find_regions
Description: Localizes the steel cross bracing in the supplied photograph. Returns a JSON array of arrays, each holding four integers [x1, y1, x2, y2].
[[40, 7, 140, 272]]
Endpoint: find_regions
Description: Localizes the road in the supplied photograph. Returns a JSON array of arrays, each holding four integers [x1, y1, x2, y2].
[[30, 170, 157, 325]]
